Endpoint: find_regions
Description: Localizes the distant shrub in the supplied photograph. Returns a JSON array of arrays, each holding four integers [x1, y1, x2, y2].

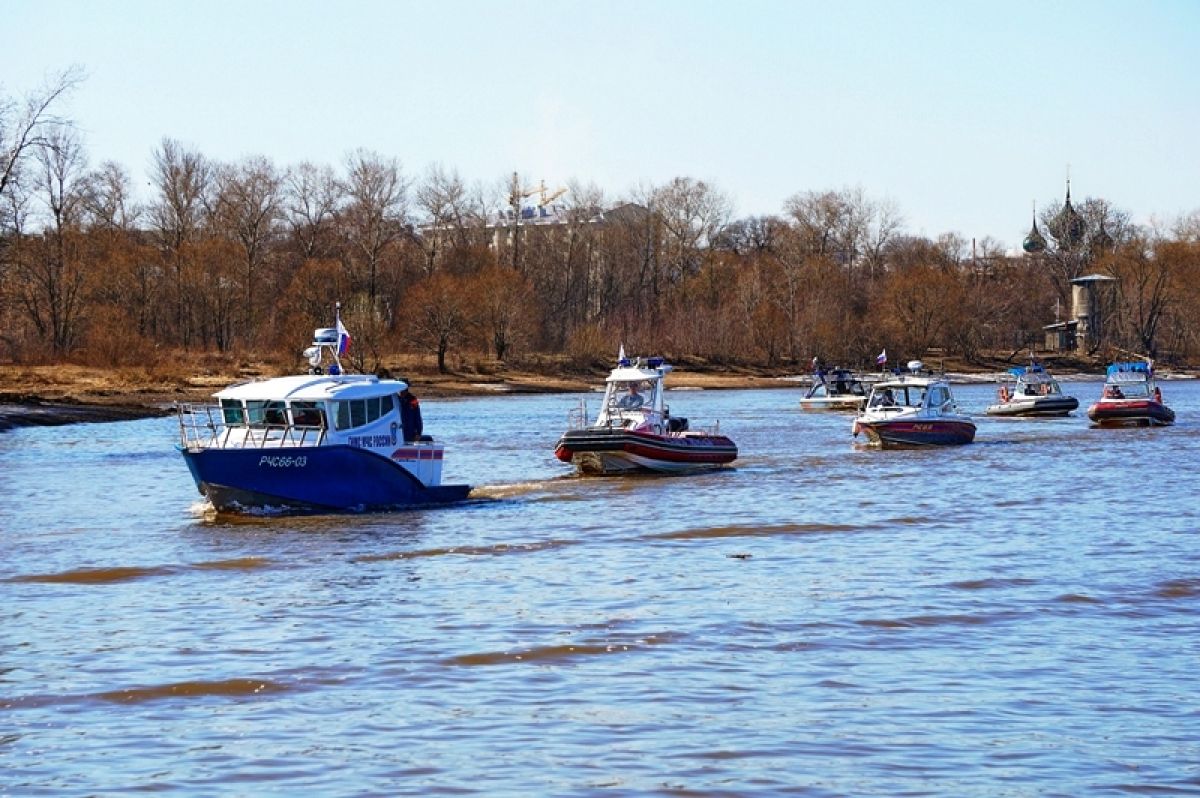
[[565, 324, 610, 368]]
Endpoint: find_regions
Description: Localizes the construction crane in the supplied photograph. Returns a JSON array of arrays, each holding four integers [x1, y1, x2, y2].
[[507, 172, 538, 209], [534, 180, 567, 207]]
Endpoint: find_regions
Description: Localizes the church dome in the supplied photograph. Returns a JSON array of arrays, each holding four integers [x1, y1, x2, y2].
[[1022, 205, 1047, 253], [1053, 181, 1087, 250]]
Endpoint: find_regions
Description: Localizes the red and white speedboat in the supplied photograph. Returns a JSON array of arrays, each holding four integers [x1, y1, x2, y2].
[[554, 352, 737, 475], [852, 361, 976, 448], [1087, 362, 1175, 427]]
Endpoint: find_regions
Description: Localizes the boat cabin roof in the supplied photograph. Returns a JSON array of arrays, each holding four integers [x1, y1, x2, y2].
[[214, 374, 408, 402], [1008, 367, 1055, 384], [605, 363, 672, 384], [815, 368, 862, 382], [1106, 362, 1152, 382], [871, 373, 946, 391]]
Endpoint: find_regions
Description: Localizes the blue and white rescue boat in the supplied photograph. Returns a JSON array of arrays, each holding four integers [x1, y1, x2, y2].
[[177, 319, 470, 513], [985, 362, 1078, 417]]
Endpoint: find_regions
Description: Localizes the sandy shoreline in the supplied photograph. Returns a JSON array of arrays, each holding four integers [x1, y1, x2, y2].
[[1, 363, 1191, 433], [0, 401, 171, 432]]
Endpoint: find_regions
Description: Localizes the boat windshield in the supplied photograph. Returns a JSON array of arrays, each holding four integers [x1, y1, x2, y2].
[[610, 379, 657, 411], [1103, 378, 1150, 398], [246, 400, 288, 427], [1015, 374, 1060, 397], [220, 398, 244, 425], [809, 371, 864, 398], [829, 373, 863, 396], [868, 384, 926, 409], [290, 401, 326, 428]]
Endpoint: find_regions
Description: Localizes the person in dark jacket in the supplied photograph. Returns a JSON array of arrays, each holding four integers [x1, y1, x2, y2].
[[399, 385, 424, 443]]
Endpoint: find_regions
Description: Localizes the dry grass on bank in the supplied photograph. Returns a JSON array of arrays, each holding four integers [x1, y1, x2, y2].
[[1, 348, 1152, 410]]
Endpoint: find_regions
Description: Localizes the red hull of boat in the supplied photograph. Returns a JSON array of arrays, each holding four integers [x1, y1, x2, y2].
[[853, 418, 976, 448], [555, 427, 737, 474], [1087, 400, 1175, 427]]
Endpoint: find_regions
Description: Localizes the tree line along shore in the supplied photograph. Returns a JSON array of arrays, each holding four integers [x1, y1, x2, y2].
[[3, 70, 1199, 422]]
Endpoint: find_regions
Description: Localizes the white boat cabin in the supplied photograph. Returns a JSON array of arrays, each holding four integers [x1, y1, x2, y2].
[[862, 363, 960, 418], [588, 356, 689, 434], [180, 373, 445, 487], [1001, 366, 1065, 400], [1101, 362, 1156, 399]]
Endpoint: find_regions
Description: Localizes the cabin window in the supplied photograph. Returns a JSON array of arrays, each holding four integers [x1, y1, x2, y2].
[[290, 401, 324, 428], [612, 380, 655, 410], [332, 395, 394, 430], [220, 399, 245, 425], [245, 400, 287, 427], [350, 400, 366, 428]]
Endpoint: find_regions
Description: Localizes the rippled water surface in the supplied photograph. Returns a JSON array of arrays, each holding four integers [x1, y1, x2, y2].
[[3, 380, 1199, 796]]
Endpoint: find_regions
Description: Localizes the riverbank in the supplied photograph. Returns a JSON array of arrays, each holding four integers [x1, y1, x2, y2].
[[1, 352, 1189, 431], [0, 359, 791, 430]]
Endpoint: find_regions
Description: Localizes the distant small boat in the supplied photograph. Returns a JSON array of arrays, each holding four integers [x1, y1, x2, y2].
[[554, 352, 737, 475], [177, 312, 470, 513], [799, 367, 869, 412], [852, 361, 976, 448], [1087, 362, 1175, 428], [985, 363, 1079, 417]]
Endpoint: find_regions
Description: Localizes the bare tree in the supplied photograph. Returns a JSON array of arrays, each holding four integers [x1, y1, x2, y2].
[[713, 215, 785, 256], [467, 264, 537, 361], [1105, 236, 1174, 358], [652, 177, 732, 288], [406, 271, 471, 372], [415, 163, 471, 274], [148, 138, 210, 346], [340, 149, 410, 311], [11, 128, 89, 355], [81, 161, 159, 340], [81, 160, 141, 231], [783, 186, 899, 275], [0, 66, 85, 217], [284, 161, 342, 261], [211, 155, 283, 341]]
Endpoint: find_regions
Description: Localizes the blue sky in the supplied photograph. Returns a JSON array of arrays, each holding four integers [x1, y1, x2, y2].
[[5, 0, 1198, 248]]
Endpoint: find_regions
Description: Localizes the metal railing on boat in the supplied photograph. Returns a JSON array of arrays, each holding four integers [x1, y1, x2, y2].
[[566, 398, 720, 436], [176, 404, 327, 451]]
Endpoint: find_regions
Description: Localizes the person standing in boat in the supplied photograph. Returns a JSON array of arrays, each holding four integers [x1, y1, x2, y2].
[[399, 385, 424, 443], [618, 383, 645, 410]]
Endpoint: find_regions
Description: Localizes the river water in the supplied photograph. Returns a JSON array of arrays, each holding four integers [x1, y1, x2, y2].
[[2, 379, 1199, 796]]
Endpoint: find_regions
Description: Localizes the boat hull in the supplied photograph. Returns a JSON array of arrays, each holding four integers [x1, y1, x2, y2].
[[1086, 400, 1175, 428], [984, 395, 1079, 417], [554, 427, 737, 475], [853, 418, 976, 448], [180, 445, 471, 513]]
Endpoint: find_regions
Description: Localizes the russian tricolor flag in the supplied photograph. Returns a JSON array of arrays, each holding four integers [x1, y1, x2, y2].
[[875, 349, 887, 366], [336, 313, 352, 356]]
